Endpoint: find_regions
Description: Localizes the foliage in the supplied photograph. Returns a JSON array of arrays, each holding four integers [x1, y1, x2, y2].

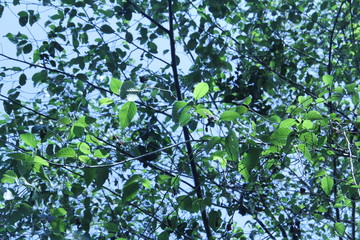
[[0, 0, 359, 239]]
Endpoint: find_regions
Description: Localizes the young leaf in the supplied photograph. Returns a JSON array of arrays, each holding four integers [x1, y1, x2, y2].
[[34, 156, 49, 167], [98, 98, 114, 105], [119, 101, 137, 129], [78, 142, 91, 155], [321, 176, 334, 195], [193, 82, 209, 100], [110, 77, 122, 95], [334, 222, 345, 237], [20, 133, 37, 148], [322, 74, 333, 85]]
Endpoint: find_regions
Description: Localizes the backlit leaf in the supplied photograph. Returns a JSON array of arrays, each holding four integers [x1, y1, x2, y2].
[[321, 176, 334, 195], [20, 133, 37, 148], [119, 101, 137, 129], [193, 82, 209, 100], [55, 147, 76, 158]]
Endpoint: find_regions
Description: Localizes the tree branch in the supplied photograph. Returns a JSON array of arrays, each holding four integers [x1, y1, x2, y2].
[[167, 0, 213, 238]]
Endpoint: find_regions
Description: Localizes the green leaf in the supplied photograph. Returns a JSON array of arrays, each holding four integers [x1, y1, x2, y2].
[[279, 119, 297, 128], [55, 147, 76, 158], [297, 144, 311, 161], [238, 162, 250, 182], [321, 176, 334, 195], [120, 81, 136, 100], [177, 195, 194, 212], [76, 73, 87, 81], [84, 168, 96, 186], [53, 207, 67, 217], [122, 182, 140, 202], [93, 149, 110, 158], [78, 142, 91, 154], [59, 117, 72, 125], [147, 42, 158, 53], [34, 156, 49, 167], [334, 222, 345, 237], [141, 179, 151, 189], [158, 231, 170, 240], [193, 82, 209, 100], [95, 167, 109, 188], [100, 24, 115, 34], [110, 77, 122, 95], [20, 133, 38, 148], [119, 101, 137, 129], [71, 124, 85, 138], [172, 101, 187, 123], [104, 222, 119, 232], [208, 210, 222, 230], [19, 73, 27, 86], [243, 146, 261, 172], [322, 74, 333, 85], [270, 128, 292, 146], [220, 110, 240, 121], [125, 31, 133, 43], [305, 110, 323, 120], [1, 170, 18, 184], [99, 98, 114, 105], [0, 5, 4, 18], [225, 130, 239, 161], [179, 111, 191, 126], [23, 43, 32, 54]]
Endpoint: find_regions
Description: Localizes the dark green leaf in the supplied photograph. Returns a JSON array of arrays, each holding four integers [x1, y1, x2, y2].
[[225, 130, 239, 161], [100, 24, 115, 34]]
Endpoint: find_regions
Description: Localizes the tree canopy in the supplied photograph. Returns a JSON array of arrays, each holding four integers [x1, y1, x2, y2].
[[0, 0, 359, 239]]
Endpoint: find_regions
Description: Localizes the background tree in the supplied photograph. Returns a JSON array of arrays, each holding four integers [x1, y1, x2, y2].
[[0, 0, 359, 239]]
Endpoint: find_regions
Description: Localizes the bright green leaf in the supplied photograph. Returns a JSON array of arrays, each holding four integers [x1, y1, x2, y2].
[[305, 110, 323, 120], [110, 77, 122, 95], [53, 207, 67, 217], [119, 101, 137, 129], [20, 133, 37, 148], [321, 176, 334, 195], [334, 222, 345, 237], [99, 98, 114, 105], [322, 74, 333, 85], [93, 149, 110, 158], [1, 170, 18, 184], [55, 147, 76, 158], [193, 82, 209, 100], [34, 156, 49, 167], [78, 142, 91, 155], [141, 179, 151, 189]]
